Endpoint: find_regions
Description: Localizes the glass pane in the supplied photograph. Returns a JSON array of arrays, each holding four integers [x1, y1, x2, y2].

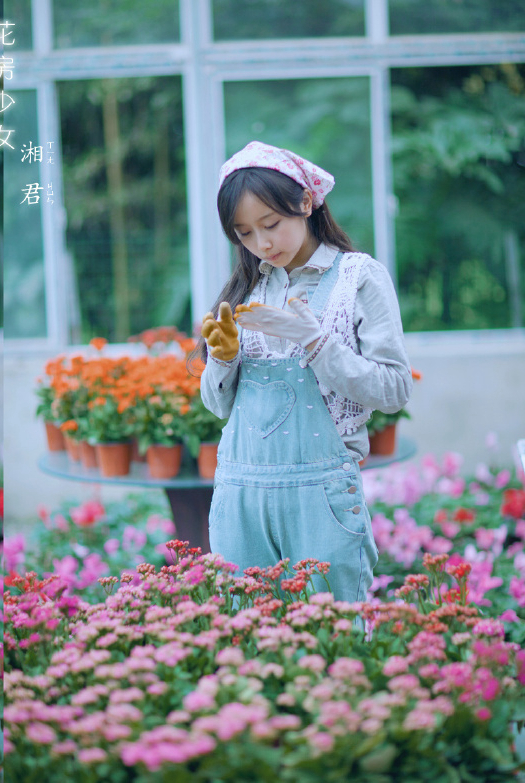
[[391, 64, 525, 331], [58, 76, 190, 343], [389, 0, 525, 34], [213, 0, 365, 40], [53, 0, 180, 48], [224, 78, 373, 255], [3, 0, 32, 50], [4, 90, 47, 339]]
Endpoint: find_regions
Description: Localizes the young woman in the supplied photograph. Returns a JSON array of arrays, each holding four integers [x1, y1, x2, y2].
[[196, 140, 412, 601]]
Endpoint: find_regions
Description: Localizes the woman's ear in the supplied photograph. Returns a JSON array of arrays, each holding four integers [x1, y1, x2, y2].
[[301, 189, 313, 217]]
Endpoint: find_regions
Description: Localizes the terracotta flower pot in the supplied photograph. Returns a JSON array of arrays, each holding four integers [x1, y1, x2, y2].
[[64, 435, 81, 462], [45, 421, 66, 451], [95, 442, 132, 477], [80, 441, 98, 469], [131, 439, 147, 463], [146, 444, 183, 479], [197, 442, 219, 479], [369, 423, 397, 456]]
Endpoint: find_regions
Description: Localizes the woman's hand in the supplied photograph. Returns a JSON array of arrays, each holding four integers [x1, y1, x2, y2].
[[235, 298, 322, 351], [201, 302, 239, 362]]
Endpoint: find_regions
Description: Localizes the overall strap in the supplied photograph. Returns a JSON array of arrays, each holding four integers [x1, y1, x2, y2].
[[307, 251, 344, 318]]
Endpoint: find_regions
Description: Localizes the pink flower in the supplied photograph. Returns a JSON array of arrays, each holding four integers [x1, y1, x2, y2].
[[3, 534, 25, 572], [383, 656, 409, 676], [38, 505, 51, 523], [425, 536, 453, 554], [183, 691, 216, 712], [146, 514, 176, 535], [387, 674, 420, 693], [183, 564, 207, 586], [109, 687, 144, 703], [215, 647, 245, 667], [104, 538, 120, 554], [499, 609, 520, 623], [480, 676, 500, 701], [509, 576, 525, 607], [298, 654, 326, 673], [327, 658, 364, 679], [472, 619, 505, 638], [147, 682, 168, 696], [475, 525, 507, 555], [268, 715, 301, 730], [495, 469, 511, 489], [78, 553, 109, 588], [463, 560, 503, 607], [516, 650, 525, 685], [435, 477, 466, 498], [50, 555, 79, 589], [70, 500, 105, 527], [476, 707, 492, 721], [475, 528, 495, 549], [307, 730, 335, 753], [418, 663, 441, 679], [403, 710, 436, 731], [440, 521, 460, 539], [475, 463, 493, 485], [51, 740, 78, 755], [155, 542, 172, 560], [77, 748, 107, 763], [103, 724, 132, 741], [441, 451, 463, 477], [123, 525, 147, 551], [26, 722, 57, 744], [369, 574, 395, 594]]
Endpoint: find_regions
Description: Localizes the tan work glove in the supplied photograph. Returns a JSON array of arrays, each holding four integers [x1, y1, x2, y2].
[[201, 301, 240, 362]]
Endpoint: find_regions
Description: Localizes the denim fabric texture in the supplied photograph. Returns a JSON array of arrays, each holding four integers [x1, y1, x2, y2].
[[209, 253, 378, 602]]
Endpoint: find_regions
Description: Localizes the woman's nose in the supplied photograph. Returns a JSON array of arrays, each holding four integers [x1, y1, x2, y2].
[[258, 234, 272, 250]]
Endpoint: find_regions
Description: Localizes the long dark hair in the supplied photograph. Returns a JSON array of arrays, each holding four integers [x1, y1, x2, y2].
[[188, 167, 354, 371]]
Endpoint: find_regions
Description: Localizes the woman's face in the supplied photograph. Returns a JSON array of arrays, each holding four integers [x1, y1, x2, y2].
[[232, 190, 318, 273]]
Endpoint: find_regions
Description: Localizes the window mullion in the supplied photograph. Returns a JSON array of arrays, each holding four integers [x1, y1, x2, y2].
[[181, 0, 230, 325], [38, 81, 71, 346]]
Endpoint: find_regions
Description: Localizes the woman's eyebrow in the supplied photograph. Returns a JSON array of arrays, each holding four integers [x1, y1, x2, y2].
[[234, 211, 275, 227]]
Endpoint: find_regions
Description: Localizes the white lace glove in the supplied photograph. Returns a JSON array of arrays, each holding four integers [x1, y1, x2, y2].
[[234, 297, 323, 350]]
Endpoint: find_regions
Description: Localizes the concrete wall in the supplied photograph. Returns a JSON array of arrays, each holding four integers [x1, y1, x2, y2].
[[4, 329, 525, 529]]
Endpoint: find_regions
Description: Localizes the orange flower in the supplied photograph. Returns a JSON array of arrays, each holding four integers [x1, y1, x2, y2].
[[60, 420, 79, 432], [90, 337, 108, 351]]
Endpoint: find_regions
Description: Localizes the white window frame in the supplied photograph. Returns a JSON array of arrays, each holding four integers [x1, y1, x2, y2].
[[6, 0, 525, 353]]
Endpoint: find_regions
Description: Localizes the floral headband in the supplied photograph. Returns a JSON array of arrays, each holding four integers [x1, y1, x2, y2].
[[218, 140, 335, 208]]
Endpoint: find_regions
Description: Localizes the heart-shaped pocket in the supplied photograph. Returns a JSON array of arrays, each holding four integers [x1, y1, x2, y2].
[[239, 380, 295, 438]]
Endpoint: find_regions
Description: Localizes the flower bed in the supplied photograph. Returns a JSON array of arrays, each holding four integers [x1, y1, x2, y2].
[[363, 450, 525, 647], [4, 493, 175, 604], [4, 544, 525, 782], [4, 450, 525, 780]]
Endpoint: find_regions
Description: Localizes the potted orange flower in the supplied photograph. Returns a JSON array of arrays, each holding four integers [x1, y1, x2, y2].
[[35, 357, 68, 452], [184, 394, 228, 479], [366, 369, 421, 456], [131, 354, 200, 479]]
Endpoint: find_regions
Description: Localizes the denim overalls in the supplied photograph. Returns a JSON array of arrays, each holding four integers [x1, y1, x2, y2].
[[209, 252, 378, 602]]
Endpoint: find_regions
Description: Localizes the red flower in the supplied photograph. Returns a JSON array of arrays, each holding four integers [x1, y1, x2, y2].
[[434, 509, 448, 525], [500, 488, 525, 520], [447, 563, 472, 580], [452, 507, 476, 524]]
